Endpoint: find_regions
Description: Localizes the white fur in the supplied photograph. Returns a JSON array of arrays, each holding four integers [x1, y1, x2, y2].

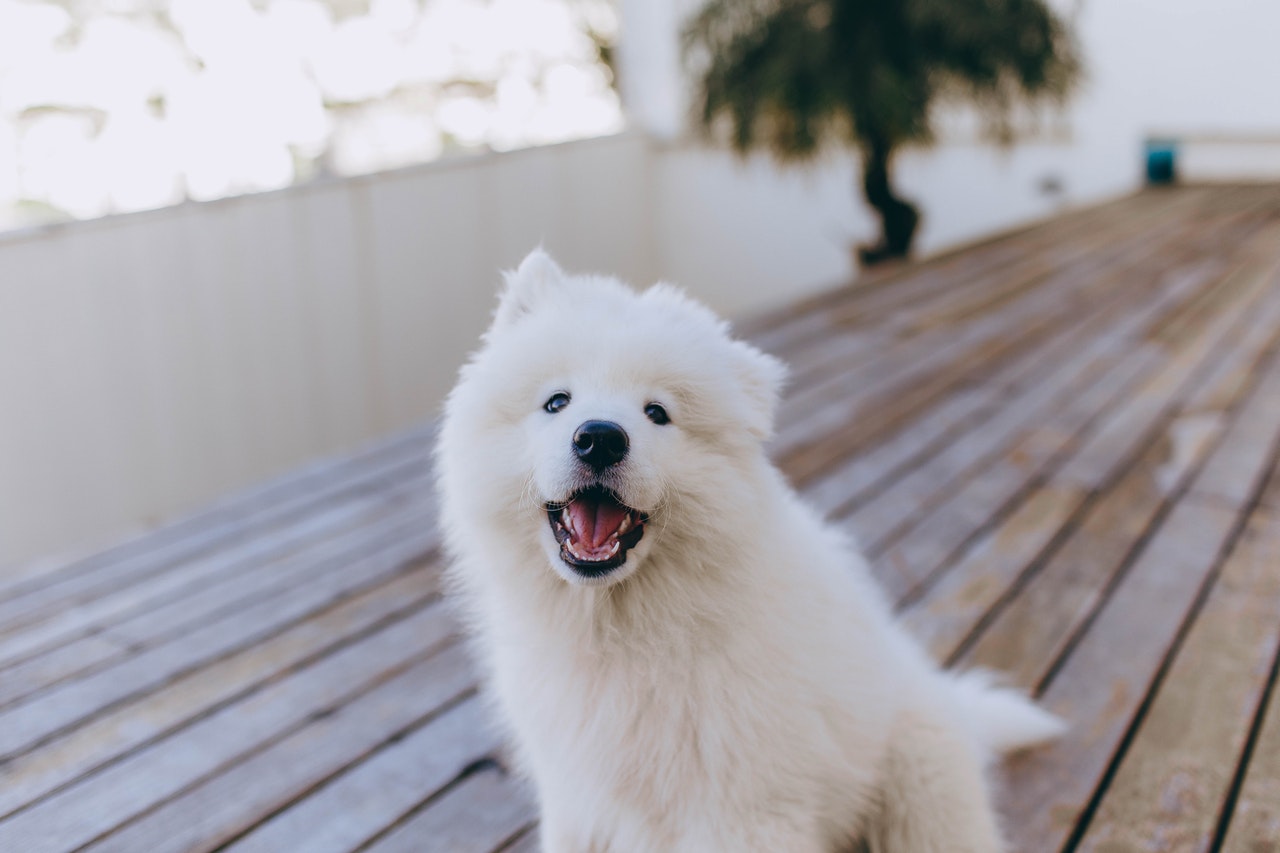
[[435, 250, 1064, 852]]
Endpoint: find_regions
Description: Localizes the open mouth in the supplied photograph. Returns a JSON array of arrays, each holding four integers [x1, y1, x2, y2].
[[546, 485, 647, 577]]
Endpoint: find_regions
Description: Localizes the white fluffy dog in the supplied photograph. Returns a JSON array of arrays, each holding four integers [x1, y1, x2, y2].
[[435, 250, 1063, 852]]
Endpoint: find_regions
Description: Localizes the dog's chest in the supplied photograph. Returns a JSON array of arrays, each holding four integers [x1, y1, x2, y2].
[[502, 622, 844, 799]]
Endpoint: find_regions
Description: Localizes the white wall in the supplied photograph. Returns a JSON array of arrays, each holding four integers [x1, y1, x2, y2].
[[1087, 0, 1280, 139]]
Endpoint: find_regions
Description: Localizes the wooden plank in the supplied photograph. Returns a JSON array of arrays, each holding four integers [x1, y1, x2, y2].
[[81, 650, 479, 853], [899, 482, 1087, 661], [871, 461, 1032, 602], [838, 254, 1226, 553], [873, 191, 1205, 343], [937, 417, 1220, 682], [780, 189, 1271, 480], [776, 204, 1241, 487], [0, 549, 103, 601], [905, 261, 1280, 668], [105, 491, 424, 649], [0, 606, 459, 853], [989, 347, 1280, 851], [775, 188, 1226, 435], [995, 497, 1242, 852], [1222, 651, 1280, 850], [224, 709, 514, 853], [1075, 513, 1280, 852], [1055, 261, 1276, 492], [0, 500, 431, 711], [780, 245, 1068, 392], [0, 420, 431, 602], [798, 255, 1225, 521], [864, 341, 1154, 600], [0, 439, 430, 632], [360, 768, 537, 853], [846, 339, 1141, 557], [777, 262, 1084, 447], [0, 477, 426, 701], [0, 441, 428, 632], [0, 470, 426, 671], [0, 566, 441, 820], [875, 232, 1278, 604], [1262, 463, 1280, 515], [0, 635, 130, 711], [498, 827, 542, 853], [0, 514, 437, 762], [953, 286, 1280, 689], [799, 387, 992, 519], [1188, 372, 1280, 510]]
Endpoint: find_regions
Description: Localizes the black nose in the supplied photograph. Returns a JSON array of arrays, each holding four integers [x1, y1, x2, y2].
[[573, 420, 629, 470]]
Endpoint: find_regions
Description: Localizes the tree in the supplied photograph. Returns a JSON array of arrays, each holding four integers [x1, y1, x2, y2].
[[684, 0, 1081, 264]]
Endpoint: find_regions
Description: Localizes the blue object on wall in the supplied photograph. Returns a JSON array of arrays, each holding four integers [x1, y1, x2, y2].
[[1146, 139, 1178, 184]]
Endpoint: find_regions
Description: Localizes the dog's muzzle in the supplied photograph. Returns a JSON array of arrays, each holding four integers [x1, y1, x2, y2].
[[546, 484, 647, 577]]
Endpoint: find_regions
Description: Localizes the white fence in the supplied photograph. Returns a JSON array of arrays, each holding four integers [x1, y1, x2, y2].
[[0, 129, 1137, 569]]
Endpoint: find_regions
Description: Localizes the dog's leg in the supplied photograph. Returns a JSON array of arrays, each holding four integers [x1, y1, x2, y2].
[[865, 712, 1004, 853]]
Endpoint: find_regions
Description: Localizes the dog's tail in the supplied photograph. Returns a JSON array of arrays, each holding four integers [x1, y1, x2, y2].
[[949, 669, 1066, 755]]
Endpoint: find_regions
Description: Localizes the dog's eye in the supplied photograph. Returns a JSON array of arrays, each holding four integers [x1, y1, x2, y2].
[[644, 402, 670, 425], [544, 392, 571, 414]]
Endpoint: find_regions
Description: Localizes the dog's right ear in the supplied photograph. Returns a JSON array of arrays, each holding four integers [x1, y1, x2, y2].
[[493, 248, 563, 328], [730, 340, 787, 441]]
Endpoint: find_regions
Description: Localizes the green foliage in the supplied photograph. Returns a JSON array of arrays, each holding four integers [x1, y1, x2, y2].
[[685, 0, 1082, 160]]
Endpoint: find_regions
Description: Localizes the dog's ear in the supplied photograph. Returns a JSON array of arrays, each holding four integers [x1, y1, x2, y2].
[[493, 248, 563, 328], [731, 340, 787, 441]]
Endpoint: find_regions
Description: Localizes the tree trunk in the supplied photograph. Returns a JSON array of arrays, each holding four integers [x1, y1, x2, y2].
[[858, 137, 919, 266]]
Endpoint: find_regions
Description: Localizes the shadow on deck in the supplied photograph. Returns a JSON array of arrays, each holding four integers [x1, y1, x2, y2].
[[3, 185, 1280, 852]]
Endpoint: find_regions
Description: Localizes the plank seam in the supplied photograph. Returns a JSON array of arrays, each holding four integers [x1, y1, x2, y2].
[[69, 651, 473, 853], [1057, 368, 1280, 852], [896, 231, 1280, 613], [340, 755, 518, 853], [0, 580, 447, 822], [0, 422, 435, 599], [1208, 462, 1280, 850], [199, 688, 483, 853], [0, 526, 440, 765], [947, 309, 1280, 670], [0, 477, 429, 682]]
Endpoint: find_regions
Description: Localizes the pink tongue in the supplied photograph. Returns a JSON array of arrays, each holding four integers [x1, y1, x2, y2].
[[567, 495, 630, 549]]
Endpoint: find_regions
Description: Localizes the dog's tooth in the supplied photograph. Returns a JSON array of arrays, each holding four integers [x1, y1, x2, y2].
[[608, 540, 620, 556], [617, 515, 631, 536]]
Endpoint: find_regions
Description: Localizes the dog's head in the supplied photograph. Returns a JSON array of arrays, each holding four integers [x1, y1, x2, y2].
[[437, 249, 786, 588]]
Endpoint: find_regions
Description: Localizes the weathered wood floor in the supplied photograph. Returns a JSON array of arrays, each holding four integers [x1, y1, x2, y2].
[[3, 185, 1280, 852]]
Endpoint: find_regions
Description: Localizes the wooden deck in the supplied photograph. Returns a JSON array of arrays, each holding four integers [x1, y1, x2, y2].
[[3, 184, 1280, 852]]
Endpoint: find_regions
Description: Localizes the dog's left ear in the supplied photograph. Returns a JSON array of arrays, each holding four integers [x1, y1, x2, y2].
[[731, 340, 787, 441], [493, 248, 563, 328]]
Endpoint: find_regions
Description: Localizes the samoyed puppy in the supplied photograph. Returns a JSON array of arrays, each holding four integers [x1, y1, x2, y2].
[[435, 250, 1063, 852]]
